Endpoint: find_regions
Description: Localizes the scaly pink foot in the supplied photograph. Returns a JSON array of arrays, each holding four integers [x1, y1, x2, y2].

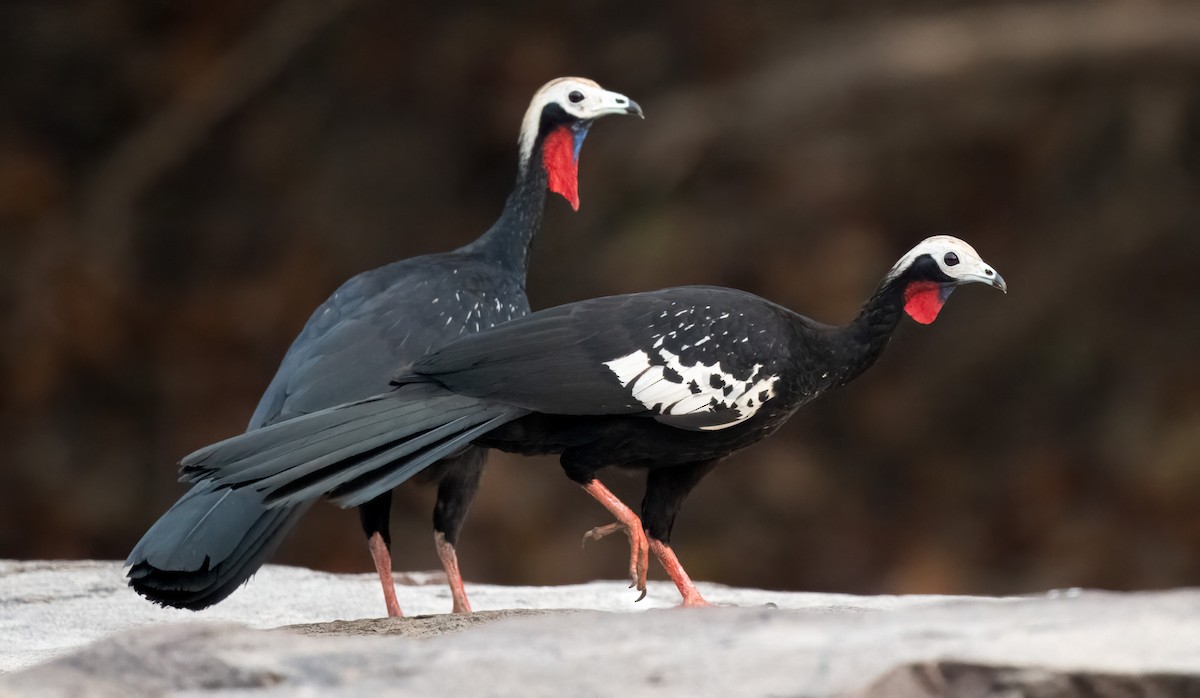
[[649, 539, 712, 607], [367, 531, 403, 617], [434, 531, 472, 613]]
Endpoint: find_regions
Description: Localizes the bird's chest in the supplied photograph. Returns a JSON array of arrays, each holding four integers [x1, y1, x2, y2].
[[590, 371, 806, 467], [594, 406, 795, 469], [669, 368, 827, 453], [693, 390, 800, 452]]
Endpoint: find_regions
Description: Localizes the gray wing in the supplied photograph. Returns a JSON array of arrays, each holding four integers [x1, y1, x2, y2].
[[250, 255, 527, 428]]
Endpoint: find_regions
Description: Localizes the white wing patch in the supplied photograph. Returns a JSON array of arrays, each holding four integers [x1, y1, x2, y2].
[[604, 348, 779, 431]]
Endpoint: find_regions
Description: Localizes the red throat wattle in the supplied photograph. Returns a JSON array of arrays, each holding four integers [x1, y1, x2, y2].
[[542, 126, 580, 210], [903, 281, 946, 325]]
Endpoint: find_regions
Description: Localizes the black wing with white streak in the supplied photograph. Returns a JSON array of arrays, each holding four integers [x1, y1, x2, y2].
[[401, 286, 797, 431]]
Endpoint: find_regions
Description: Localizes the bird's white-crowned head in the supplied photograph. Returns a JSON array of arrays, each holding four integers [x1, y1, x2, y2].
[[517, 77, 643, 210], [885, 235, 1007, 324]]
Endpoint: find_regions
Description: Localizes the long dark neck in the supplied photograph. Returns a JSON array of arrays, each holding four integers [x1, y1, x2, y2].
[[463, 154, 549, 276], [829, 274, 908, 387]]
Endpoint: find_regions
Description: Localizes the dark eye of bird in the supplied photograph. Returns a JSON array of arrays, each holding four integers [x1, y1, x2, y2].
[[944, 252, 960, 266], [568, 90, 584, 103]]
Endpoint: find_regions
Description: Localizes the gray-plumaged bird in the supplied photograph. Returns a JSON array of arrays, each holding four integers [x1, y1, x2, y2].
[[127, 77, 643, 615]]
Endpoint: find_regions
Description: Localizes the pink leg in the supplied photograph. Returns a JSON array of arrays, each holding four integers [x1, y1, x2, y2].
[[649, 539, 711, 607], [580, 480, 650, 599], [367, 532, 403, 617], [434, 531, 472, 613]]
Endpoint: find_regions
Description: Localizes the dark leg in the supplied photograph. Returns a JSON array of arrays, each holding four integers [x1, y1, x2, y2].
[[431, 448, 485, 613], [358, 491, 402, 617], [642, 460, 719, 607]]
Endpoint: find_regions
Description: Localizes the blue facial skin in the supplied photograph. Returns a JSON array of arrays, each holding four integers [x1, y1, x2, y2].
[[938, 284, 956, 302], [572, 121, 592, 161]]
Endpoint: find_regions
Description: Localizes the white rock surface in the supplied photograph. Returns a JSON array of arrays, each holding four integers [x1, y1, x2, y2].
[[2, 560, 1199, 696], [0, 559, 997, 672]]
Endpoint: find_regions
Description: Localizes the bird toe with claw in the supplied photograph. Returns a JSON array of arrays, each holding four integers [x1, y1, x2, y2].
[[582, 521, 650, 598]]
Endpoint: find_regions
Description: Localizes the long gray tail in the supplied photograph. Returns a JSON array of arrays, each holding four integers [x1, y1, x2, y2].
[[125, 484, 310, 610], [181, 383, 525, 509]]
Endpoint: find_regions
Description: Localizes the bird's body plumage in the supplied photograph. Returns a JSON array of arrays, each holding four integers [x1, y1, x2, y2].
[[188, 283, 891, 500], [181, 236, 1006, 606], [127, 230, 533, 612], [254, 253, 529, 427], [127, 77, 642, 612]]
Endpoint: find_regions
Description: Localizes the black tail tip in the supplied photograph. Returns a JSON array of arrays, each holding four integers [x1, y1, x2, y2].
[[125, 561, 227, 611]]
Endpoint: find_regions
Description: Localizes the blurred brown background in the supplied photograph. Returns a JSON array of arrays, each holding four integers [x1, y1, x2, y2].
[[3, 0, 1200, 597]]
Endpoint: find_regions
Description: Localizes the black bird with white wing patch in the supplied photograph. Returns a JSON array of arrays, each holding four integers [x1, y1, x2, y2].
[[182, 236, 1006, 606], [126, 77, 642, 616]]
